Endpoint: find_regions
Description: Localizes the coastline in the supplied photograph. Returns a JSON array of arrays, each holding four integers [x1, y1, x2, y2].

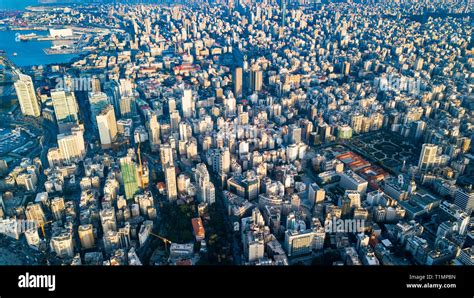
[[0, 29, 86, 68]]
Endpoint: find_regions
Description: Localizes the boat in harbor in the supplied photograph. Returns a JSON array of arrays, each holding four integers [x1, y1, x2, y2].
[[19, 33, 37, 41], [12, 52, 17, 56]]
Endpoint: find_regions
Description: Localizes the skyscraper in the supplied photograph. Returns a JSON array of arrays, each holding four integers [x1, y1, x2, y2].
[[57, 125, 86, 163], [145, 17, 151, 35], [194, 163, 216, 204], [246, 232, 265, 262], [342, 61, 351, 76], [170, 110, 181, 131], [418, 143, 438, 171], [51, 89, 79, 126], [179, 121, 191, 142], [90, 76, 101, 92], [50, 231, 74, 258], [181, 89, 194, 118], [96, 105, 118, 149], [215, 147, 230, 174], [25, 202, 46, 226], [455, 186, 474, 214], [100, 207, 117, 233], [225, 95, 236, 117], [164, 163, 178, 202], [104, 79, 121, 117], [412, 120, 426, 141], [25, 228, 40, 249], [280, 0, 287, 27], [78, 224, 95, 249], [147, 113, 161, 152], [119, 78, 133, 97], [308, 183, 325, 205], [233, 67, 243, 98], [415, 57, 424, 71], [284, 229, 314, 257], [350, 113, 363, 134], [288, 124, 302, 144], [119, 96, 136, 118], [50, 197, 65, 221], [251, 67, 263, 92], [89, 92, 109, 129], [14, 74, 40, 117], [160, 144, 174, 167]]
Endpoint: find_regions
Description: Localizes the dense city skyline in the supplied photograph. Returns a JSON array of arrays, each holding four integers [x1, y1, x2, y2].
[[0, 0, 472, 267]]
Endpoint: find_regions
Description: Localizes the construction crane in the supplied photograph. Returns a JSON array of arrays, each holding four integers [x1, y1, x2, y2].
[[39, 220, 53, 238], [149, 232, 172, 251], [137, 137, 145, 189], [33, 220, 54, 265]]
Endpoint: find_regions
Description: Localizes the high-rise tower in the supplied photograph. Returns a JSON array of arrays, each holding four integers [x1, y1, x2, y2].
[[14, 74, 40, 117]]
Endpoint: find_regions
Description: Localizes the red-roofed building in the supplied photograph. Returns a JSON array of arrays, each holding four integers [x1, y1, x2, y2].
[[357, 166, 388, 190], [336, 151, 370, 171], [192, 217, 205, 241]]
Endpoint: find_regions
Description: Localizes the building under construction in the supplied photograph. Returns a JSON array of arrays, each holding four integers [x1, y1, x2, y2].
[[120, 155, 140, 200]]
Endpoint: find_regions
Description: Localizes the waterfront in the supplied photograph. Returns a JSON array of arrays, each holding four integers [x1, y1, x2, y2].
[[0, 0, 39, 11], [0, 30, 79, 67], [0, 0, 78, 67]]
